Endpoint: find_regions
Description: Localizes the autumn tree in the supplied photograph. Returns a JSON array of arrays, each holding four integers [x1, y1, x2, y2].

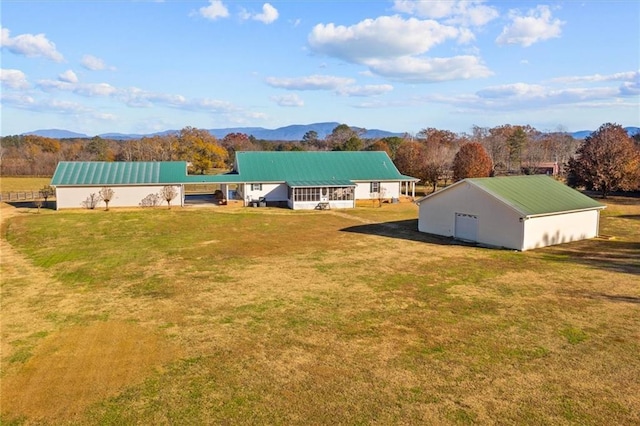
[[99, 187, 115, 211], [327, 124, 363, 151], [566, 123, 640, 197], [221, 133, 257, 166], [86, 136, 114, 162], [452, 142, 493, 181], [417, 128, 459, 192], [176, 127, 228, 174], [394, 141, 424, 179], [367, 140, 392, 158], [381, 136, 405, 160]]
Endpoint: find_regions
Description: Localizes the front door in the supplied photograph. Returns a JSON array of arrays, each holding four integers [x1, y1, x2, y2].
[[455, 213, 478, 242], [320, 187, 328, 203]]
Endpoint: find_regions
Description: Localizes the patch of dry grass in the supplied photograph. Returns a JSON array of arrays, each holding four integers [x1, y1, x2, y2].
[[1, 199, 639, 425], [0, 177, 52, 192]]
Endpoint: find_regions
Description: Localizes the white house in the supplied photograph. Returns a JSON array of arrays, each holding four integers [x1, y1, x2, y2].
[[229, 151, 417, 209], [51, 151, 418, 210], [415, 175, 606, 251]]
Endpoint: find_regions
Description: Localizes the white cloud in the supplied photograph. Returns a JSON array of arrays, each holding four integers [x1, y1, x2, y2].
[[59, 69, 79, 83], [244, 3, 279, 24], [477, 82, 546, 99], [420, 78, 636, 114], [367, 55, 493, 83], [1, 93, 92, 114], [307, 15, 493, 83], [265, 75, 355, 90], [81, 54, 109, 71], [496, 5, 564, 47], [1, 69, 29, 89], [336, 84, 394, 97], [37, 78, 118, 97], [199, 0, 229, 20], [271, 94, 304, 107], [393, 0, 499, 26], [0, 27, 64, 62], [308, 16, 459, 63], [550, 71, 639, 84]]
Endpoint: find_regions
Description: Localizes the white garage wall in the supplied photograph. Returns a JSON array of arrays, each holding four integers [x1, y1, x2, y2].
[[418, 182, 524, 250], [522, 210, 600, 251], [55, 185, 183, 209]]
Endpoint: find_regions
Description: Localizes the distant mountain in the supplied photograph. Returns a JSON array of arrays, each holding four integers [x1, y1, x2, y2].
[[206, 122, 403, 141], [21, 124, 639, 141], [571, 126, 639, 139], [24, 129, 89, 139]]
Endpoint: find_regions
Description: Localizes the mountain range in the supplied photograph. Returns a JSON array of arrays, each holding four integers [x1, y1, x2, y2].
[[21, 123, 640, 141]]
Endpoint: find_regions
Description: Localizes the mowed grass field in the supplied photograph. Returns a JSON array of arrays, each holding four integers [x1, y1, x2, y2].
[[1, 197, 639, 425]]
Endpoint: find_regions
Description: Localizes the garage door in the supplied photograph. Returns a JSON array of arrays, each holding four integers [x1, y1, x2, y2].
[[455, 213, 478, 242]]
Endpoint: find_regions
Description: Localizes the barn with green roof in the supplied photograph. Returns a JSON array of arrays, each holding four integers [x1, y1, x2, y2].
[[51, 151, 417, 210], [415, 175, 606, 251]]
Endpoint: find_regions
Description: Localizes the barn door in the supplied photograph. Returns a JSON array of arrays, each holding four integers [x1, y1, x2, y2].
[[455, 213, 478, 242]]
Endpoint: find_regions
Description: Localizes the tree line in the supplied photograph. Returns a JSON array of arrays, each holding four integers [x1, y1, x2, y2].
[[2, 122, 638, 197]]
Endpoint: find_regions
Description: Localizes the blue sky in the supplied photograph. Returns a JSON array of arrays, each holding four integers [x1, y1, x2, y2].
[[1, 0, 638, 137]]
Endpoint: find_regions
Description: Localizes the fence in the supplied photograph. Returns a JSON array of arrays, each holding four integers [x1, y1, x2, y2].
[[0, 191, 55, 202]]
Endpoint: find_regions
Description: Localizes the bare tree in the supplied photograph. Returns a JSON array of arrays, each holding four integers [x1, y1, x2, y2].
[[160, 186, 179, 209], [99, 187, 115, 211], [82, 193, 101, 209], [140, 193, 162, 208], [34, 198, 44, 213], [39, 185, 55, 208]]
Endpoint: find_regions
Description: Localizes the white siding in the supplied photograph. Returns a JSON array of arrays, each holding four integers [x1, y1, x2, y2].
[[522, 210, 600, 251], [417, 182, 524, 250], [55, 185, 183, 210], [353, 181, 401, 200], [292, 200, 354, 210], [243, 183, 288, 203], [418, 181, 602, 251]]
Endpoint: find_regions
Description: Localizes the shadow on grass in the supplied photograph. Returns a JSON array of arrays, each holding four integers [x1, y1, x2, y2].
[[5, 201, 57, 211], [341, 219, 477, 248], [587, 293, 640, 304], [542, 238, 640, 276], [343, 219, 640, 276]]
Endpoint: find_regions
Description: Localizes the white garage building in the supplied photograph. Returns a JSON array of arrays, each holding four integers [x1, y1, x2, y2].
[[51, 161, 187, 209], [415, 175, 606, 251]]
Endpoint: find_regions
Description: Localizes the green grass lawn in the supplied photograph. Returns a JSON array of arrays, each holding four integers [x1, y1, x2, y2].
[[1, 200, 639, 425]]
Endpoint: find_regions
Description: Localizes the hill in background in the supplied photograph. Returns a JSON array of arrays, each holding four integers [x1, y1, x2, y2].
[[21, 124, 640, 141]]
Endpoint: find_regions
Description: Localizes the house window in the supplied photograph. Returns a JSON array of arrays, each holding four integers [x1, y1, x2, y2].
[[251, 183, 262, 191], [370, 182, 380, 193], [329, 187, 353, 201], [291, 187, 354, 202], [293, 187, 321, 202]]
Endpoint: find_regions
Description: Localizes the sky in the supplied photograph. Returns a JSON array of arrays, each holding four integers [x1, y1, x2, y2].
[[1, 0, 639, 137]]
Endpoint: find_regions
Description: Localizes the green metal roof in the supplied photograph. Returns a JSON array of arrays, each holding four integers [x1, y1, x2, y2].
[[287, 179, 355, 187], [51, 161, 188, 186], [467, 175, 605, 217], [233, 151, 415, 182], [51, 152, 417, 187]]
